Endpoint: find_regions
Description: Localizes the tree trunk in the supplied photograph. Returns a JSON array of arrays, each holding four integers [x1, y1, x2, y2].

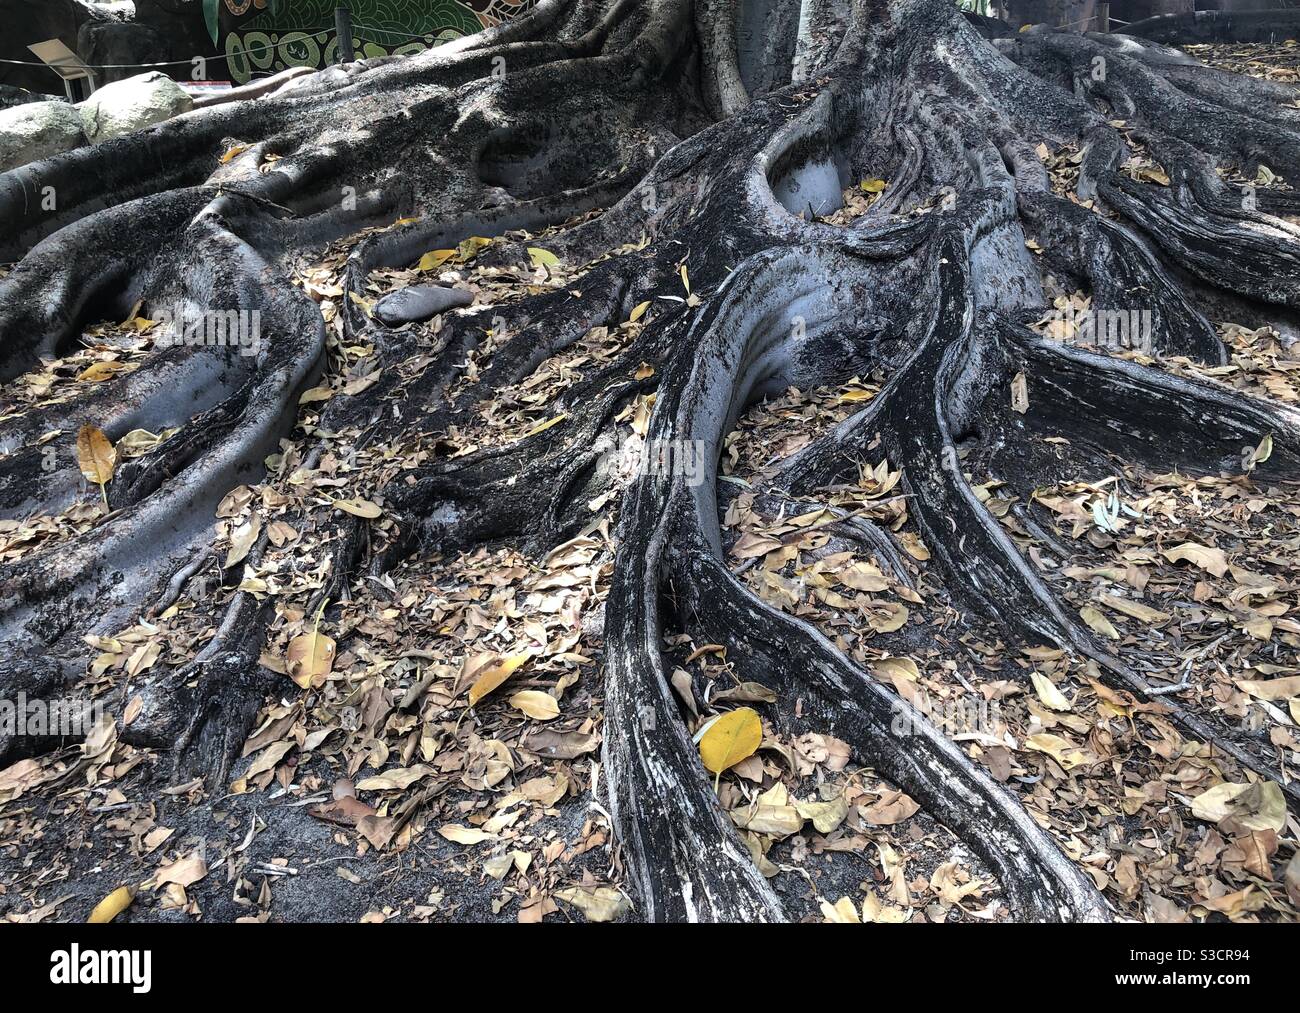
[[2, 0, 1298, 922]]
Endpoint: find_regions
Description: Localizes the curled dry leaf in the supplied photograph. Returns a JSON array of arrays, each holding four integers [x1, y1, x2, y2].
[[1161, 541, 1229, 578], [1237, 675, 1300, 701], [862, 789, 919, 826], [224, 512, 261, 569], [712, 681, 778, 704], [468, 651, 532, 706], [154, 853, 208, 889], [821, 896, 861, 922], [1010, 371, 1029, 414], [87, 885, 135, 923], [331, 497, 382, 518]]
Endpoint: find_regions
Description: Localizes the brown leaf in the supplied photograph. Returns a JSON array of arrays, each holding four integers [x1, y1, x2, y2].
[[154, 853, 208, 889], [519, 729, 601, 759], [76, 424, 116, 504], [286, 629, 336, 689], [862, 789, 919, 826]]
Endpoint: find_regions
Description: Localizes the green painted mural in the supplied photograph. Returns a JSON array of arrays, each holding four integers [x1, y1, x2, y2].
[[216, 0, 536, 84]]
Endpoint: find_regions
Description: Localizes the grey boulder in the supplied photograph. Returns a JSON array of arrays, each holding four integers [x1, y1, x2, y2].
[[78, 71, 193, 144], [374, 285, 475, 326], [0, 100, 86, 171]]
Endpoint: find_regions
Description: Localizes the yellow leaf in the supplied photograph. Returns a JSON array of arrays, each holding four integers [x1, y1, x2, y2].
[[1190, 781, 1286, 833], [1253, 432, 1273, 465], [286, 629, 335, 689], [509, 690, 560, 721], [523, 414, 566, 437], [77, 361, 129, 383], [298, 385, 333, 405], [332, 497, 382, 518], [220, 143, 250, 163], [126, 315, 158, 333], [628, 300, 651, 323], [87, 885, 135, 923], [527, 247, 560, 270], [1080, 605, 1119, 640], [871, 656, 919, 682], [820, 896, 862, 922], [76, 424, 116, 507], [867, 602, 909, 633], [680, 264, 690, 294], [698, 707, 762, 775], [1099, 593, 1169, 624], [457, 236, 492, 261], [417, 249, 456, 272], [860, 178, 887, 193], [1290, 698, 1300, 725], [116, 428, 163, 457], [838, 388, 875, 402], [1030, 671, 1072, 712], [634, 362, 655, 380], [1024, 733, 1088, 770], [468, 652, 532, 706]]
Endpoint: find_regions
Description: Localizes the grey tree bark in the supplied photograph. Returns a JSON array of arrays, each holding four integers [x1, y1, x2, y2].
[[1, 0, 1298, 921]]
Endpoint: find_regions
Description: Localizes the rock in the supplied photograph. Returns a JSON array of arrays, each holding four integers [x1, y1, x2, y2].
[[0, 85, 45, 112], [374, 285, 475, 326], [78, 71, 193, 144], [0, 100, 86, 171], [76, 22, 169, 87]]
